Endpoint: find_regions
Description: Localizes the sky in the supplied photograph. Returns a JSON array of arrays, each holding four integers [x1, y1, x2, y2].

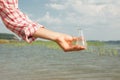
[[0, 0, 120, 41]]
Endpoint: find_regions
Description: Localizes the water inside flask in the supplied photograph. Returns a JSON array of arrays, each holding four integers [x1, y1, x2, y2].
[[76, 28, 87, 48]]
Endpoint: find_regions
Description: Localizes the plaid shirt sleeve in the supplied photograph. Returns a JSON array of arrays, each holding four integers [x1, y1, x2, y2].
[[0, 0, 44, 43]]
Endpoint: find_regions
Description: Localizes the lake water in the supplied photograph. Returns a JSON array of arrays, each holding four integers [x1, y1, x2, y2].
[[0, 44, 120, 80]]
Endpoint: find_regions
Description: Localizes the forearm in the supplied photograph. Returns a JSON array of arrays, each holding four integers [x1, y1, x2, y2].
[[33, 27, 61, 41]]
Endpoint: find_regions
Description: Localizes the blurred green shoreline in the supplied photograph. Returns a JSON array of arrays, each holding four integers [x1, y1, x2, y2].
[[0, 33, 120, 48], [1, 39, 120, 46], [0, 39, 118, 46], [0, 39, 60, 49], [0, 39, 106, 49], [0, 39, 119, 56]]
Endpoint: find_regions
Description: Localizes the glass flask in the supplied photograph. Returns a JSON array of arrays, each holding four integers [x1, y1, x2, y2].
[[76, 28, 87, 48]]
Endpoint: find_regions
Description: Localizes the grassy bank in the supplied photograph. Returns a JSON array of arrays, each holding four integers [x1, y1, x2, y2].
[[0, 39, 10, 43], [0, 39, 60, 49], [0, 39, 105, 50], [0, 39, 119, 56], [0, 39, 106, 47]]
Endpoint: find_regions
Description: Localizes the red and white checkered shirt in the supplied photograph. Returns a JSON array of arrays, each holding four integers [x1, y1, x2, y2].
[[0, 0, 43, 43]]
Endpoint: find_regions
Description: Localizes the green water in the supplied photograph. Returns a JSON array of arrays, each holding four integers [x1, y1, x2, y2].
[[0, 44, 120, 80]]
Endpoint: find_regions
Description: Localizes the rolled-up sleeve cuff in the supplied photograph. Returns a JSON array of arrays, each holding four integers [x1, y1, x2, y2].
[[21, 24, 44, 43]]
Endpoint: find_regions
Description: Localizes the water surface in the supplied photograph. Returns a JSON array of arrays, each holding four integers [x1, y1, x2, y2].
[[0, 44, 120, 80]]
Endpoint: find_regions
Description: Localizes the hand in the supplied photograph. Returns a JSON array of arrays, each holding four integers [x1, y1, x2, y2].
[[55, 34, 86, 52], [33, 28, 86, 52]]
